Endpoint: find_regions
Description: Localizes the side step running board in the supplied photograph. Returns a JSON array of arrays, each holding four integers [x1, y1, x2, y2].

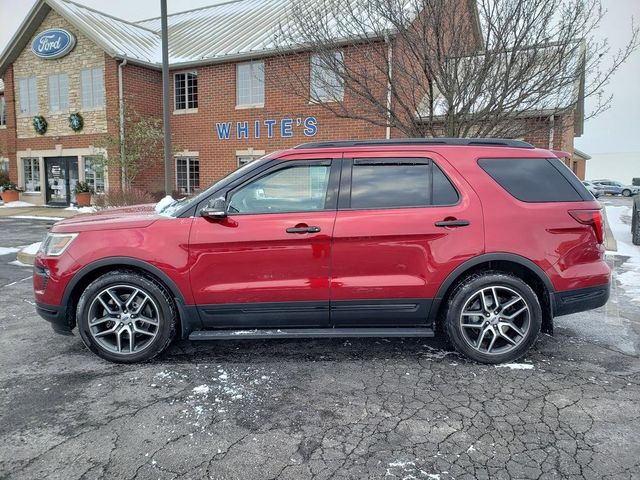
[[189, 327, 435, 341]]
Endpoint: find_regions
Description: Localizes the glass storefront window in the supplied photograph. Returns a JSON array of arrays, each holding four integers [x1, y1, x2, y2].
[[84, 156, 105, 194], [23, 158, 40, 192]]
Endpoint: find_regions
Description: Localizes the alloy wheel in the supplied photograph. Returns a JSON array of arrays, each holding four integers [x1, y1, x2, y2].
[[87, 285, 161, 355], [459, 285, 531, 355]]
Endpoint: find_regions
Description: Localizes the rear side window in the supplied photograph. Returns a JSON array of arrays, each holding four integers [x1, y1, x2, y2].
[[349, 158, 459, 209], [478, 158, 590, 202]]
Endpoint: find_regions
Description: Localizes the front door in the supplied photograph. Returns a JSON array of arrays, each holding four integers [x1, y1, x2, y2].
[[330, 153, 485, 327], [45, 157, 78, 206], [188, 159, 340, 329]]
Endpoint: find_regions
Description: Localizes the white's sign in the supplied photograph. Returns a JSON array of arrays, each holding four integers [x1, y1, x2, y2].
[[31, 29, 76, 59]]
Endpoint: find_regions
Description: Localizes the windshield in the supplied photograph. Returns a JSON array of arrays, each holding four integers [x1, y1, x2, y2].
[[157, 155, 274, 217]]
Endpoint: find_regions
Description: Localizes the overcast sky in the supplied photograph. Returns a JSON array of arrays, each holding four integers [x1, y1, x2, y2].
[[0, 0, 638, 154]]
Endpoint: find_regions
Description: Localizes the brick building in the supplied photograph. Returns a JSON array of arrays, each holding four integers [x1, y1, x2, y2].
[[0, 0, 588, 207]]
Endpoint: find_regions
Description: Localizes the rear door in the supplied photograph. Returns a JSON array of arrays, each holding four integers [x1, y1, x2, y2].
[[330, 152, 484, 327]]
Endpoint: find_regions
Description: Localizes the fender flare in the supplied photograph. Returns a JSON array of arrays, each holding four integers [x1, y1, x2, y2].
[[427, 253, 555, 323]]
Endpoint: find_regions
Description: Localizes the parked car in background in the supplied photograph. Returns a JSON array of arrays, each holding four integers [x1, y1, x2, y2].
[[34, 138, 611, 365], [633, 195, 640, 245], [582, 181, 603, 198], [591, 179, 639, 197]]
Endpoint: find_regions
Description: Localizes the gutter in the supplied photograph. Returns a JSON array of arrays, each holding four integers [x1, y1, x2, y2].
[[385, 36, 393, 140], [118, 58, 127, 190]]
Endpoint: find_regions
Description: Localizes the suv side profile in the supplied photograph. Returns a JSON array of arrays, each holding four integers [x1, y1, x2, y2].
[[591, 179, 639, 197], [34, 139, 610, 364]]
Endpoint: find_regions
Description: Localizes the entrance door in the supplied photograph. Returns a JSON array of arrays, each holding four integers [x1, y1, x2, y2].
[[45, 157, 79, 206]]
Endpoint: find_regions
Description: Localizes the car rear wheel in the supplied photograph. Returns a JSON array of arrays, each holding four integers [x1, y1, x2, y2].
[[77, 270, 176, 363], [622, 189, 632, 197], [443, 271, 542, 364]]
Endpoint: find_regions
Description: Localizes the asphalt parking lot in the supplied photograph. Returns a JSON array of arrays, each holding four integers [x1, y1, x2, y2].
[[1, 199, 639, 480]]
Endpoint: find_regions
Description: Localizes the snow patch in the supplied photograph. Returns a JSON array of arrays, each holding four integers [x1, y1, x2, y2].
[[496, 363, 534, 370], [605, 205, 640, 304], [8, 260, 31, 268], [155, 195, 175, 213], [65, 206, 97, 213], [0, 247, 20, 255], [21, 242, 41, 255], [192, 385, 210, 395], [0, 201, 35, 208], [10, 215, 64, 221]]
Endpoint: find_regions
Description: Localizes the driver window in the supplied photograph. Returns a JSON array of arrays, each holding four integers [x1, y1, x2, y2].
[[228, 164, 331, 214]]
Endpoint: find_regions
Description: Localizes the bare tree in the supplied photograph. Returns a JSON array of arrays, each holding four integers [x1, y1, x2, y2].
[[273, 0, 639, 139]]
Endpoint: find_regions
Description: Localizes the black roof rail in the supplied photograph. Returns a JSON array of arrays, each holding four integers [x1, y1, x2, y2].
[[294, 138, 535, 149]]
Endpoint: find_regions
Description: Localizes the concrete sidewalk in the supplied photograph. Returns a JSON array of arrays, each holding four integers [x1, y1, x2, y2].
[[0, 205, 78, 218]]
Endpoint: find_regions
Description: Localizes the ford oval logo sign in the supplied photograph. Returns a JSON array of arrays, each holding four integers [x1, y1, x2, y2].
[[31, 29, 76, 59]]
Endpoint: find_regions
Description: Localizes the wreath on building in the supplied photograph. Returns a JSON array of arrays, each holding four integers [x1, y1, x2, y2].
[[68, 112, 84, 132], [33, 115, 48, 135]]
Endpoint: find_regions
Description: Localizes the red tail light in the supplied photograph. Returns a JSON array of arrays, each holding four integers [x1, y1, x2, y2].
[[569, 209, 604, 244]]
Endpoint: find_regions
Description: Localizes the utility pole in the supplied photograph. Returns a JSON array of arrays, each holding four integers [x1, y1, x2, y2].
[[161, 0, 172, 196]]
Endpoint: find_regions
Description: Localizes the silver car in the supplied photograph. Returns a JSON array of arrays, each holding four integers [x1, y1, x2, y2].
[[582, 181, 604, 198]]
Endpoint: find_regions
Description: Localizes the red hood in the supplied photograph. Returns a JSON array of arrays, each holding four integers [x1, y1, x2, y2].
[[51, 204, 162, 233]]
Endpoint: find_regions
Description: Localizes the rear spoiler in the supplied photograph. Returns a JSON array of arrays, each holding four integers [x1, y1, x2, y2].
[[551, 150, 571, 160]]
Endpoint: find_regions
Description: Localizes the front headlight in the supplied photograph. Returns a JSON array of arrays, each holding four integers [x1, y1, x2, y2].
[[39, 233, 79, 257]]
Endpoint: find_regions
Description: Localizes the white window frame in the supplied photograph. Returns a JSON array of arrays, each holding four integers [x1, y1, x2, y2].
[[48, 73, 69, 113], [173, 71, 198, 113], [22, 157, 41, 193], [80, 67, 105, 110], [236, 61, 265, 108], [18, 77, 38, 115], [175, 156, 200, 194], [310, 51, 345, 103], [0, 95, 6, 127]]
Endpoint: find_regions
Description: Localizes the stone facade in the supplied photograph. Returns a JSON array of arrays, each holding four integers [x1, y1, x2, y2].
[[13, 10, 107, 139]]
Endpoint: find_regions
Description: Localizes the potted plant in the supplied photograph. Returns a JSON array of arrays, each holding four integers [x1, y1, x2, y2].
[[0, 181, 24, 203], [75, 181, 95, 207]]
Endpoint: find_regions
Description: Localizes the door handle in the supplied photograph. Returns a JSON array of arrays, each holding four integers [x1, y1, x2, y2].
[[286, 226, 321, 234], [435, 219, 470, 228]]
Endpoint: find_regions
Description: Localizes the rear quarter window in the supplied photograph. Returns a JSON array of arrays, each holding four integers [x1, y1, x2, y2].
[[478, 158, 591, 202]]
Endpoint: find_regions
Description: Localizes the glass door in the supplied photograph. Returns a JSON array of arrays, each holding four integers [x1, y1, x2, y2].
[[45, 157, 79, 206]]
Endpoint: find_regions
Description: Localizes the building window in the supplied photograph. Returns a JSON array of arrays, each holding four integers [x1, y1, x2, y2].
[[18, 77, 38, 115], [174, 72, 198, 111], [236, 61, 264, 107], [310, 51, 344, 102], [176, 156, 200, 194], [22, 158, 41, 192], [237, 155, 261, 168], [0, 158, 8, 174], [0, 95, 6, 126], [81, 67, 105, 109], [83, 156, 105, 193], [48, 73, 69, 112]]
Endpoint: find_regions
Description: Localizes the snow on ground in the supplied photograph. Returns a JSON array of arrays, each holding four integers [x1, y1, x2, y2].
[[10, 215, 64, 221], [154, 195, 175, 213], [21, 242, 41, 255], [495, 363, 535, 370], [0, 247, 20, 255], [64, 206, 97, 213], [0, 201, 36, 208], [8, 260, 31, 268], [606, 205, 640, 304]]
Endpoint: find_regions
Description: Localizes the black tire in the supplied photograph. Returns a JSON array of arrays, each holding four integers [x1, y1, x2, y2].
[[77, 269, 176, 363], [622, 189, 632, 197], [442, 271, 542, 364], [632, 198, 640, 246]]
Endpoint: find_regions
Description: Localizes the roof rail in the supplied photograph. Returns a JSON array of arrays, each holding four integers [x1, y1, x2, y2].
[[294, 138, 535, 150]]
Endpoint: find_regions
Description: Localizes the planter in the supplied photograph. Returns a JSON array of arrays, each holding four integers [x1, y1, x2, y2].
[[1, 190, 20, 203], [76, 192, 92, 207]]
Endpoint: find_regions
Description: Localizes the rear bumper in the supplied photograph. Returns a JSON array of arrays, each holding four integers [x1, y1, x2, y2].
[[36, 301, 74, 336], [552, 282, 610, 317]]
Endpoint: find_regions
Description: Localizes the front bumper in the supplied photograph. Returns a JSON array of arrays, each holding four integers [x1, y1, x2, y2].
[[35, 301, 74, 336], [552, 282, 610, 317]]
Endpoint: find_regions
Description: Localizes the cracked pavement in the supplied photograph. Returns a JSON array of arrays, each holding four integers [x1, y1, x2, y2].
[[1, 207, 640, 480]]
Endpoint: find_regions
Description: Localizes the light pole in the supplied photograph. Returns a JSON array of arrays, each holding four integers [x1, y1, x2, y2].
[[161, 0, 172, 196]]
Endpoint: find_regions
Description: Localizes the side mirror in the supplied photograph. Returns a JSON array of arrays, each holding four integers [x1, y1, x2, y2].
[[201, 197, 228, 220]]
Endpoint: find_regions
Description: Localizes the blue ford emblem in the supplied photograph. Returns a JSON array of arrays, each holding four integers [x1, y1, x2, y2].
[[31, 29, 76, 59]]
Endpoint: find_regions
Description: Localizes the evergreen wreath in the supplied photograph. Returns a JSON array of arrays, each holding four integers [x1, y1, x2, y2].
[[33, 115, 48, 135], [68, 112, 84, 132]]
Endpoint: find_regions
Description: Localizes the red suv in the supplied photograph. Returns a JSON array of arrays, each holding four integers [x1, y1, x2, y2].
[[34, 139, 610, 364]]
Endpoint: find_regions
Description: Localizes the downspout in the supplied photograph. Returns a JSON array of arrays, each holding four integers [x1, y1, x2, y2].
[[385, 35, 393, 140], [118, 59, 127, 190], [548, 114, 555, 150]]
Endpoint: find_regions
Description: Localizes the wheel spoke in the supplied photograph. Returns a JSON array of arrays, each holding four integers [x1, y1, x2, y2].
[[132, 295, 149, 315], [125, 289, 140, 309], [501, 320, 525, 337], [95, 324, 118, 338], [479, 290, 490, 312], [138, 315, 158, 326], [461, 323, 483, 329], [98, 296, 118, 315], [487, 329, 498, 352], [491, 287, 500, 309], [90, 316, 112, 326], [501, 296, 522, 311], [476, 326, 490, 349], [115, 328, 123, 352], [128, 329, 135, 353], [105, 289, 123, 309], [133, 324, 155, 337], [503, 306, 528, 320]]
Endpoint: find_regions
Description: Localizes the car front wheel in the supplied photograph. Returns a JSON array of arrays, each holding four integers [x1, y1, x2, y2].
[[443, 271, 542, 364], [77, 270, 176, 363], [622, 189, 632, 197]]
